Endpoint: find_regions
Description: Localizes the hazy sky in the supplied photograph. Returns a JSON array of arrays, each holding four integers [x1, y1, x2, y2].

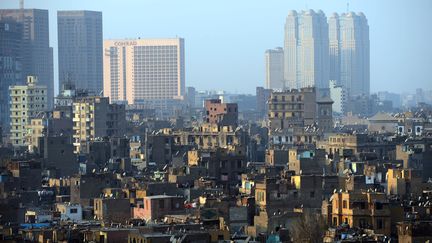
[[2, 0, 432, 94]]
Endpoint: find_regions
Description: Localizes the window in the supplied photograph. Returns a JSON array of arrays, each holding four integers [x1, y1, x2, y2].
[[221, 161, 226, 169], [237, 160, 242, 168], [359, 218, 366, 228], [70, 208, 78, 214], [257, 191, 265, 202], [310, 191, 315, 198], [343, 200, 347, 209], [159, 200, 165, 209], [377, 219, 384, 229], [375, 202, 383, 210]]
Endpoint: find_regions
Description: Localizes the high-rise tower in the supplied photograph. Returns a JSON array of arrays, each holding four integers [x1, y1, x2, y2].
[[58, 11, 103, 94], [103, 38, 185, 104], [328, 13, 340, 84], [0, 9, 54, 109], [284, 10, 329, 90], [0, 20, 22, 133], [265, 47, 284, 90], [329, 12, 369, 98], [339, 12, 370, 97]]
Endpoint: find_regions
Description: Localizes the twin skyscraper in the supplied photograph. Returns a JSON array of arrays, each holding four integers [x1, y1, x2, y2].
[[265, 10, 370, 99]]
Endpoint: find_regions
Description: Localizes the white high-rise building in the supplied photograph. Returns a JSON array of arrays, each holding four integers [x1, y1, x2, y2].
[[329, 12, 369, 98], [340, 12, 369, 97], [284, 10, 329, 90], [265, 47, 284, 90], [103, 38, 185, 105]]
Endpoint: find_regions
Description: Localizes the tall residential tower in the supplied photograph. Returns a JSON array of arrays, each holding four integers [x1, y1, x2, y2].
[[58, 11, 103, 94], [284, 10, 329, 90], [329, 12, 370, 98]]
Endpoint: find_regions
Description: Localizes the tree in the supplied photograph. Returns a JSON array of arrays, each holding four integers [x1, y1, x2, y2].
[[289, 211, 327, 243]]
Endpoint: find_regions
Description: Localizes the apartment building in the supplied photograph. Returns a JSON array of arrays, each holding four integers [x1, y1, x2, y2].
[[9, 76, 47, 147], [330, 191, 391, 235], [72, 96, 125, 154]]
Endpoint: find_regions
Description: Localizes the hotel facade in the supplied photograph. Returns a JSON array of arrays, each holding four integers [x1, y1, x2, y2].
[[103, 38, 185, 105]]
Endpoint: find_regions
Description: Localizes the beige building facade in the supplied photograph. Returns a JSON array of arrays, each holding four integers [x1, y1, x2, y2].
[[26, 118, 46, 152], [9, 76, 48, 147], [103, 38, 185, 104], [72, 96, 126, 154]]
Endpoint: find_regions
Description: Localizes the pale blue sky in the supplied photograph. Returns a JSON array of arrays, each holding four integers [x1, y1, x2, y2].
[[1, 0, 431, 94]]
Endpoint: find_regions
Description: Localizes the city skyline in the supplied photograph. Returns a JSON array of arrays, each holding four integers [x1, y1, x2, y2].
[[1, 0, 431, 95], [2, 1, 432, 241]]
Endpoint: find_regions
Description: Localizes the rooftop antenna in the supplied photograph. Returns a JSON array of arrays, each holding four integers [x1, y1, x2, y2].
[[347, 2, 349, 12], [20, 0, 24, 9]]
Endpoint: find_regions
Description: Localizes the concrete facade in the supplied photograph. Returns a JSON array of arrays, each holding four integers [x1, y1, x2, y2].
[[103, 38, 185, 104], [265, 47, 284, 90], [58, 11, 103, 93], [0, 9, 54, 109], [72, 96, 126, 154], [9, 76, 47, 147]]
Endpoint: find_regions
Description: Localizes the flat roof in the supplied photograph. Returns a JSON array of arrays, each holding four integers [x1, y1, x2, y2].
[[145, 195, 183, 199]]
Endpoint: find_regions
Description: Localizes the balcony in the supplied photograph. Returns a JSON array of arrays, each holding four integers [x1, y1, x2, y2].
[[371, 208, 390, 217], [346, 208, 370, 216]]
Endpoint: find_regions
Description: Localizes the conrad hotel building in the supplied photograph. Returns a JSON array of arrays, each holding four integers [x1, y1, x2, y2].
[[103, 38, 185, 105]]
